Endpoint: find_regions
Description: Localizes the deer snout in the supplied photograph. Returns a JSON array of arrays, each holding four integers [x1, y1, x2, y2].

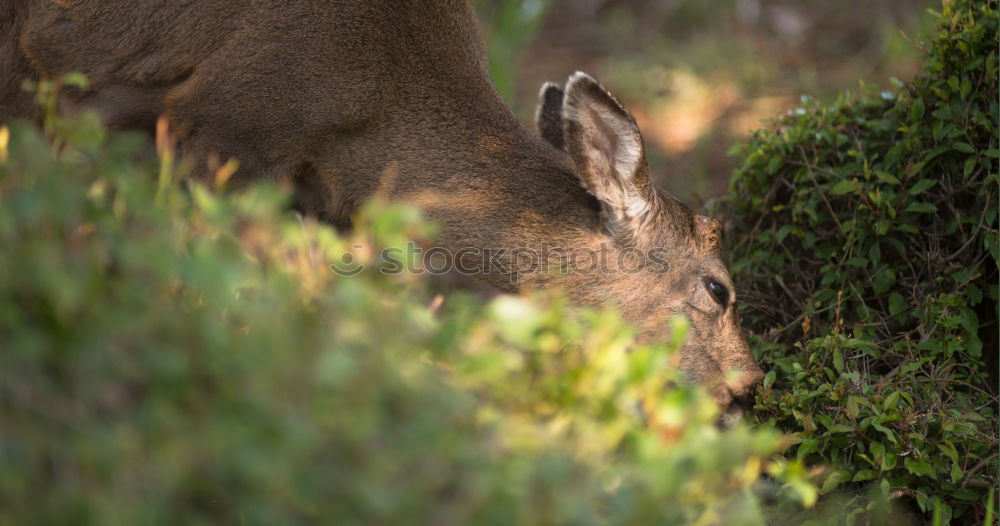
[[726, 365, 764, 400], [715, 368, 762, 428], [710, 367, 762, 409]]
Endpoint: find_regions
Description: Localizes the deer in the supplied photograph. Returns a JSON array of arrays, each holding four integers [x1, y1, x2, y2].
[[0, 0, 764, 412]]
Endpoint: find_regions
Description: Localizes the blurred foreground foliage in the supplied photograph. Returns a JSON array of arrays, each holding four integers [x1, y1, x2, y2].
[[721, 0, 998, 524], [0, 92, 812, 523]]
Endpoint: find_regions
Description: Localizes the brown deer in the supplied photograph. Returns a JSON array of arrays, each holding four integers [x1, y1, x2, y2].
[[0, 0, 763, 410]]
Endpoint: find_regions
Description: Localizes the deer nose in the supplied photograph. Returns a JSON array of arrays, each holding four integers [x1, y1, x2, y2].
[[727, 373, 761, 421], [727, 366, 764, 400]]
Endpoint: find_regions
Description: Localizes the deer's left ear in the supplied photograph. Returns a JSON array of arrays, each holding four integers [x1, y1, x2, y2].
[[562, 71, 656, 242], [535, 82, 565, 150]]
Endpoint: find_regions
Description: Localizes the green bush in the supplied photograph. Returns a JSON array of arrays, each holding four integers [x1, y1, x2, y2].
[[0, 88, 817, 522], [719, 0, 998, 523]]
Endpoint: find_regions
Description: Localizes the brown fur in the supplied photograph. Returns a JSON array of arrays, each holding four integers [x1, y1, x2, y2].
[[0, 0, 762, 407]]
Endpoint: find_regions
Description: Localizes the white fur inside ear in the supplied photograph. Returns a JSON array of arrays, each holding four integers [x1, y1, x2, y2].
[[595, 103, 642, 183], [625, 189, 650, 217], [562, 102, 643, 177], [563, 93, 646, 209], [563, 72, 643, 183]]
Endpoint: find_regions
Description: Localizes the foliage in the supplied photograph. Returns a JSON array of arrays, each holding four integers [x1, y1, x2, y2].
[[719, 0, 998, 523], [0, 90, 815, 522]]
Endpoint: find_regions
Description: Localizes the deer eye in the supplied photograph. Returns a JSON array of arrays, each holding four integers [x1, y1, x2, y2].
[[705, 280, 729, 307]]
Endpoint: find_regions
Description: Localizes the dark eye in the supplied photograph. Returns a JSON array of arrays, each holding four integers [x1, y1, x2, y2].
[[706, 280, 729, 307]]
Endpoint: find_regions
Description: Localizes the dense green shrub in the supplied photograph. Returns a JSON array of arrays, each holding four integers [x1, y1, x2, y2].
[[0, 91, 818, 522], [720, 0, 998, 523]]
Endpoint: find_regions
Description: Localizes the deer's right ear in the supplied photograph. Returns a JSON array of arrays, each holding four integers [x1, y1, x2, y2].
[[562, 72, 656, 243], [535, 82, 565, 150]]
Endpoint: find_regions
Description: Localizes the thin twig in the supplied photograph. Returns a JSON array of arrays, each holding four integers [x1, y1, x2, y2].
[[962, 452, 999, 489]]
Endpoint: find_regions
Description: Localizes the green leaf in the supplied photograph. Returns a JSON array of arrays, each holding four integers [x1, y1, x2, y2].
[[830, 179, 856, 195], [872, 423, 898, 445], [951, 489, 981, 501], [62, 72, 90, 90], [949, 462, 963, 484], [947, 75, 959, 92], [904, 458, 937, 478], [763, 370, 776, 390], [924, 145, 949, 162], [875, 170, 901, 185], [963, 157, 976, 177], [766, 155, 783, 174], [908, 179, 938, 195], [873, 268, 896, 294], [820, 470, 852, 494], [905, 202, 937, 214], [959, 78, 971, 99], [869, 441, 885, 464], [953, 142, 975, 153], [776, 225, 795, 243], [846, 257, 868, 268], [797, 438, 819, 459], [888, 293, 908, 315], [883, 391, 901, 411], [966, 285, 983, 305], [868, 242, 881, 266], [833, 347, 844, 372], [910, 98, 925, 120], [852, 469, 876, 482], [56, 110, 107, 155], [846, 397, 860, 419]]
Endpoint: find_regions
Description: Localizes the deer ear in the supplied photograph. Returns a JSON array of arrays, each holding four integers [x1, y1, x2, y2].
[[562, 71, 655, 241], [535, 82, 565, 150]]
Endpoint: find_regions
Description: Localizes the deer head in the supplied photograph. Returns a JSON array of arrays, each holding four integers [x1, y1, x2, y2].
[[534, 72, 763, 409]]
